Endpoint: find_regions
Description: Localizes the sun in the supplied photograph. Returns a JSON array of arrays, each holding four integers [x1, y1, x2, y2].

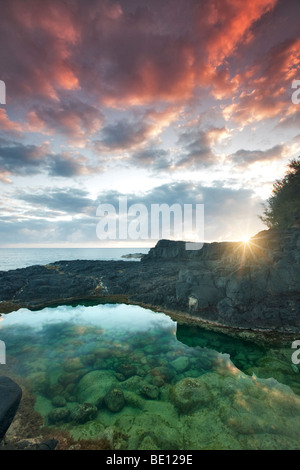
[[241, 235, 251, 244]]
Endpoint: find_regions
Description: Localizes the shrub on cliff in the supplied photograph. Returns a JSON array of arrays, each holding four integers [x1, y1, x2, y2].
[[260, 157, 300, 229]]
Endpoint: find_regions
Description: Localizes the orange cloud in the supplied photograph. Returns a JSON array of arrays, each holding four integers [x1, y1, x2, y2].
[[0, 109, 22, 134], [223, 38, 300, 125], [201, 0, 277, 66]]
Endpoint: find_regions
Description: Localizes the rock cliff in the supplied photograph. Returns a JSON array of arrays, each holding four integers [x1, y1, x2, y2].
[[144, 229, 300, 332]]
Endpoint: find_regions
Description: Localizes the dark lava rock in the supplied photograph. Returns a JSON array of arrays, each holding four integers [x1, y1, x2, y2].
[[1, 228, 299, 334], [104, 388, 125, 412], [70, 403, 97, 424], [38, 439, 58, 450], [0, 438, 58, 451], [0, 376, 22, 442]]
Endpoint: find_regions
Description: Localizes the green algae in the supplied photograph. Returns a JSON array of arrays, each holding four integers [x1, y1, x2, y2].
[[1, 303, 300, 450]]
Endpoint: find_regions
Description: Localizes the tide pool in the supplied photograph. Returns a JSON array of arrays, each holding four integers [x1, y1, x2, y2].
[[0, 303, 300, 450]]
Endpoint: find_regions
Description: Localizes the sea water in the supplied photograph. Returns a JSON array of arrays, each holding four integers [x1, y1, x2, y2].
[[1, 303, 300, 450], [0, 247, 150, 271]]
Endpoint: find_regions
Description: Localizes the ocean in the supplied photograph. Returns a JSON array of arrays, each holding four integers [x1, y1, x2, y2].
[[0, 247, 151, 271]]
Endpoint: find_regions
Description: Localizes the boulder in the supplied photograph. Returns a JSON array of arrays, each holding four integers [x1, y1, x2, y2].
[[169, 377, 212, 413], [47, 407, 70, 424], [0, 376, 22, 442], [70, 403, 97, 424], [104, 388, 125, 412], [51, 395, 67, 407], [140, 384, 159, 400], [170, 356, 190, 373], [75, 370, 117, 407], [38, 439, 58, 450]]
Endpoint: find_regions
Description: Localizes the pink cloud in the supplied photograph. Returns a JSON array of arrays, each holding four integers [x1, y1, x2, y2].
[[1, 0, 298, 145], [2, 0, 278, 108], [0, 109, 23, 134], [223, 38, 300, 125]]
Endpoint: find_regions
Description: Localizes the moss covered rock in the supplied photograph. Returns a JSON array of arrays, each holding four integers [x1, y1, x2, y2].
[[104, 388, 125, 412], [169, 377, 212, 413], [75, 370, 117, 407]]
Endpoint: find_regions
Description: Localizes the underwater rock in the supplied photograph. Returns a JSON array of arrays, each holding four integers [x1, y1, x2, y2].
[[94, 348, 112, 359], [63, 383, 76, 399], [81, 354, 96, 366], [75, 370, 117, 407], [104, 388, 125, 412], [123, 391, 145, 410], [27, 371, 50, 395], [63, 357, 83, 372], [133, 413, 181, 450], [116, 363, 137, 379], [47, 407, 70, 424], [58, 370, 87, 388], [291, 364, 299, 374], [181, 410, 242, 450], [70, 403, 98, 424], [119, 375, 145, 392], [170, 356, 190, 373], [140, 384, 159, 400], [115, 372, 126, 381], [139, 435, 159, 450], [169, 377, 212, 413], [150, 366, 176, 384], [257, 356, 293, 375], [97, 425, 128, 450], [51, 395, 67, 407], [152, 376, 165, 387], [48, 383, 64, 398]]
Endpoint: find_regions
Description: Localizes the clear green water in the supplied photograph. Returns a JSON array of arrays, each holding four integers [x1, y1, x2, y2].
[[1, 303, 300, 450]]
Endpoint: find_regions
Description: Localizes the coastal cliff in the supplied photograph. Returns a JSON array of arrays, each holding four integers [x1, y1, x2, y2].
[[0, 228, 299, 334]]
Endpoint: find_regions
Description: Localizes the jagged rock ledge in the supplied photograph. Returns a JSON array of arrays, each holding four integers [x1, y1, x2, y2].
[[0, 228, 299, 337]]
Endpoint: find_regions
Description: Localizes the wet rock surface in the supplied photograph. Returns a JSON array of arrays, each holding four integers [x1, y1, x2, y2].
[[0, 376, 22, 442], [0, 228, 299, 333]]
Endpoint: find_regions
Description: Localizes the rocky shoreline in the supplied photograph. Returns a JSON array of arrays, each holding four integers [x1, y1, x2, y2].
[[0, 228, 299, 337]]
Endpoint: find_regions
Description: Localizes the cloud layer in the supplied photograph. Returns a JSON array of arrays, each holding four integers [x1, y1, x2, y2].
[[0, 0, 299, 245]]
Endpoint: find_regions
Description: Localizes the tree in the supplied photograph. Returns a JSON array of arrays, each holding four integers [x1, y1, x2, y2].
[[260, 157, 300, 229]]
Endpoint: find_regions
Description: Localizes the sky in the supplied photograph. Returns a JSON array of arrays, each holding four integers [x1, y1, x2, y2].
[[0, 0, 300, 247]]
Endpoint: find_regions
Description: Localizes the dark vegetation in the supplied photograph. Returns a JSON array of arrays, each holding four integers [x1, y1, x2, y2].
[[260, 157, 300, 229]]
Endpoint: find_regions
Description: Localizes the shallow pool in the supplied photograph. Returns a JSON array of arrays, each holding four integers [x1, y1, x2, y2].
[[1, 303, 300, 450]]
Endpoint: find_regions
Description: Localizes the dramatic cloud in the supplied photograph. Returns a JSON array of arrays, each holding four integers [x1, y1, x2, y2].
[[173, 126, 228, 170], [0, 141, 102, 182], [27, 98, 104, 145], [230, 144, 286, 169], [0, 0, 280, 109], [0, 141, 47, 178], [223, 38, 300, 125], [94, 106, 178, 153], [0, 0, 299, 245]]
